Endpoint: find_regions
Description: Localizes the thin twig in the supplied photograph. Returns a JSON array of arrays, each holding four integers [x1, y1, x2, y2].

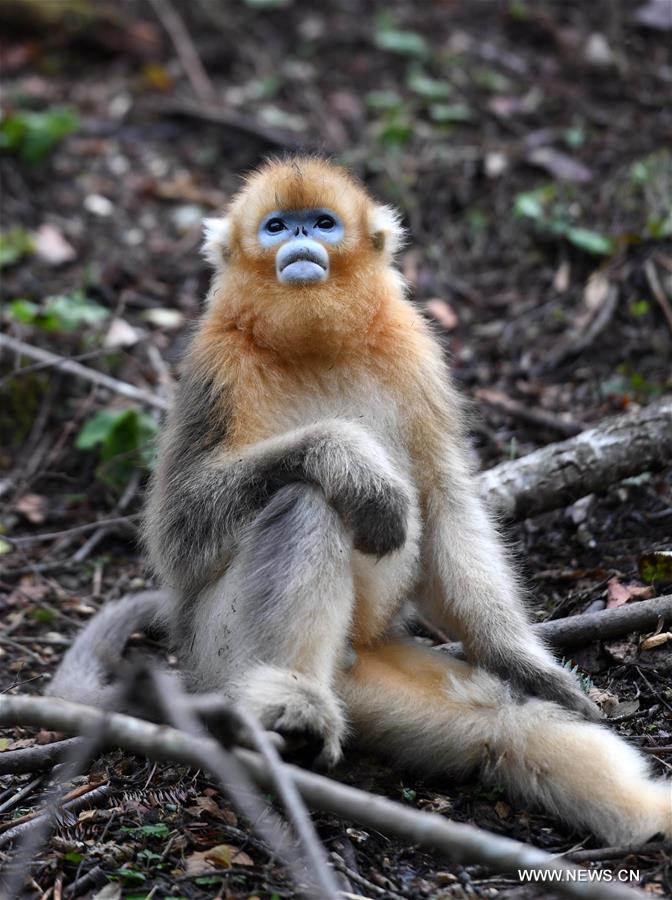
[[0, 334, 168, 412], [475, 388, 584, 437], [147, 0, 218, 105], [236, 705, 340, 899], [0, 348, 115, 387], [0, 776, 44, 815], [0, 784, 112, 850], [645, 257, 672, 335], [0, 694, 644, 900], [146, 668, 328, 898], [0, 735, 104, 898], [7, 514, 140, 547]]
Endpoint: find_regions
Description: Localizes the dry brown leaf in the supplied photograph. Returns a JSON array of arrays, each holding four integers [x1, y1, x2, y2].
[[4, 738, 35, 751], [185, 844, 253, 874], [34, 224, 76, 266], [584, 272, 610, 310], [425, 299, 459, 331], [527, 147, 592, 183], [78, 809, 98, 822], [633, 0, 672, 30], [606, 578, 654, 609], [494, 800, 511, 819], [641, 632, 672, 651], [588, 687, 620, 716], [16, 493, 48, 524]]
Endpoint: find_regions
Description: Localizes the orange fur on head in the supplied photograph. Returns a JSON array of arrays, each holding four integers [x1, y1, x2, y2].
[[202, 157, 406, 359]]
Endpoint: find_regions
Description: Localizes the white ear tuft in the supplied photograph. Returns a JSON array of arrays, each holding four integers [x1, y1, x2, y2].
[[368, 203, 406, 257], [202, 217, 231, 268]]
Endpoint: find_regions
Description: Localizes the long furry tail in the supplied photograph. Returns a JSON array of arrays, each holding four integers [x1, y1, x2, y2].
[[49, 591, 166, 709]]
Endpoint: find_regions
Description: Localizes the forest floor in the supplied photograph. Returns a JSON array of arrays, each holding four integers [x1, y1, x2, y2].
[[1, 0, 671, 897]]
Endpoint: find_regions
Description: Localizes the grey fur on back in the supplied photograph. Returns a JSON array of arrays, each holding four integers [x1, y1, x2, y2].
[[49, 591, 165, 709]]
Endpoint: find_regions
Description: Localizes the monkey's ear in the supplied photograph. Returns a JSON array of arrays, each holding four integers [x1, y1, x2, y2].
[[202, 216, 232, 268], [368, 203, 406, 258]]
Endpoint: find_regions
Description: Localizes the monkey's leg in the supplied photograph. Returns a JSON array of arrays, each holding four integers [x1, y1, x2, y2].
[[186, 482, 355, 766], [339, 640, 671, 845]]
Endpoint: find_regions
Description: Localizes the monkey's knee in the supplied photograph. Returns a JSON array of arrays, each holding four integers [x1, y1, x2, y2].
[[243, 481, 346, 552]]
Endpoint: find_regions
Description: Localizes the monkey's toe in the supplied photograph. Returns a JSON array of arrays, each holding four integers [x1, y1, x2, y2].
[[513, 665, 603, 722], [239, 664, 345, 769]]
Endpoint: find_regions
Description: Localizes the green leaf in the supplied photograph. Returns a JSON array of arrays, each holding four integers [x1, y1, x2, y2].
[[514, 193, 544, 220], [401, 787, 417, 803], [428, 102, 471, 123], [7, 299, 40, 324], [43, 292, 109, 332], [76, 407, 159, 488], [0, 106, 79, 165], [29, 607, 57, 624], [76, 410, 121, 450], [115, 867, 146, 883], [407, 70, 453, 100], [121, 823, 170, 838], [365, 90, 405, 112], [243, 0, 291, 7], [0, 228, 33, 268], [64, 851, 83, 864], [565, 227, 614, 256], [629, 299, 650, 316], [375, 26, 428, 58], [639, 551, 672, 584]]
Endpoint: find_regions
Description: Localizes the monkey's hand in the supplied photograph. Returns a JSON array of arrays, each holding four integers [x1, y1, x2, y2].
[[301, 420, 410, 557], [238, 664, 346, 769]]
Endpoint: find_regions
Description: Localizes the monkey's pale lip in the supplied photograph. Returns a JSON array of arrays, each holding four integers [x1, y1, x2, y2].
[[279, 249, 326, 273], [278, 250, 328, 284]]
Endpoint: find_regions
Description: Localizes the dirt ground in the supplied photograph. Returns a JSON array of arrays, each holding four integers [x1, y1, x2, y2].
[[1, 0, 672, 897]]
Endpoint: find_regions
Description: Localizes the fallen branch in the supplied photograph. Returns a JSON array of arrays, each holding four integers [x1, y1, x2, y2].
[[534, 594, 672, 649], [155, 99, 310, 150], [147, 0, 218, 106], [478, 396, 672, 520], [645, 257, 672, 336], [0, 738, 78, 775], [566, 841, 672, 864], [0, 695, 644, 900], [0, 335, 168, 412], [475, 387, 585, 437], [439, 595, 672, 657]]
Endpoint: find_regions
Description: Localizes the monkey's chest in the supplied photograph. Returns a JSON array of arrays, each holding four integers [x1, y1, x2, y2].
[[288, 382, 422, 644]]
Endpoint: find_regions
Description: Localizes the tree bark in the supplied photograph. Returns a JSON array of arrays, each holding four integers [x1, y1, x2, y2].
[[478, 397, 672, 520]]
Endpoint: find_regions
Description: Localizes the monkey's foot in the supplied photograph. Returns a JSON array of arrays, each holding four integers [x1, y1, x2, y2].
[[239, 664, 346, 769]]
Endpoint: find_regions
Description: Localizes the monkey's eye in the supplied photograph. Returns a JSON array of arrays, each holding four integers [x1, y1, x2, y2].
[[265, 218, 286, 234], [315, 215, 336, 231]]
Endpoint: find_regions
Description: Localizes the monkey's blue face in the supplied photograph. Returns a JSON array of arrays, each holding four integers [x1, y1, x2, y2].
[[257, 208, 344, 285]]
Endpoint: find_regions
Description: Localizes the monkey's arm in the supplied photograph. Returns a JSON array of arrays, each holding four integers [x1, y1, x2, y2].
[[412, 386, 599, 720], [146, 377, 408, 592]]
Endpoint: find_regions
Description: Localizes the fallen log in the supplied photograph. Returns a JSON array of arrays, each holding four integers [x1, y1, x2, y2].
[[478, 396, 672, 520], [438, 594, 672, 657]]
